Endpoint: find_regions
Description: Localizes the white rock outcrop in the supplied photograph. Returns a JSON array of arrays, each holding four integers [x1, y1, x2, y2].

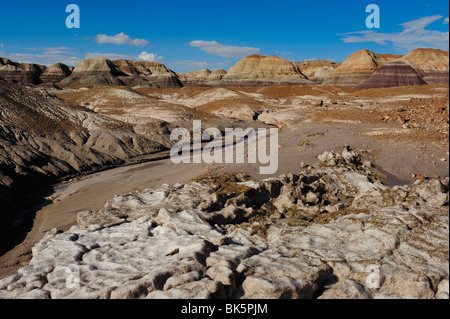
[[1, 148, 448, 299]]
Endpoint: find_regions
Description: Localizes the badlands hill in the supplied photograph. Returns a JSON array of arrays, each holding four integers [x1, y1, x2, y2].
[[0, 58, 47, 85], [115, 60, 183, 88], [59, 58, 182, 88], [399, 48, 450, 84], [0, 48, 448, 89], [178, 68, 229, 86], [0, 81, 171, 229], [58, 58, 126, 87], [0, 58, 183, 89], [323, 49, 402, 86], [324, 48, 449, 88], [40, 63, 73, 83], [178, 68, 214, 86], [358, 61, 427, 89], [295, 60, 341, 84], [222, 54, 312, 85]]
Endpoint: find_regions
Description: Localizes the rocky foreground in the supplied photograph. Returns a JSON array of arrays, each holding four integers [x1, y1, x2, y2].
[[0, 148, 448, 299]]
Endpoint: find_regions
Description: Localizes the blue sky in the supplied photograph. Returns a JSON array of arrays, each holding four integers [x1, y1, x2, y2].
[[0, 0, 448, 72]]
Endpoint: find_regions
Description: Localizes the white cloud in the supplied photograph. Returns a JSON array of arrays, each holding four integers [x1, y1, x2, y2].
[[2, 46, 81, 66], [129, 39, 150, 46], [85, 52, 136, 61], [275, 51, 293, 55], [138, 51, 163, 62], [300, 58, 319, 61], [188, 40, 260, 58], [166, 60, 230, 72], [0, 43, 4, 49], [341, 15, 449, 51], [25, 46, 72, 52], [444, 17, 449, 24], [95, 33, 149, 46], [85, 52, 163, 63], [5, 53, 81, 66], [44, 49, 75, 55]]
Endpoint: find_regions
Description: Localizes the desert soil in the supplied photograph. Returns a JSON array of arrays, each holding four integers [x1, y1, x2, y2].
[[0, 84, 448, 279]]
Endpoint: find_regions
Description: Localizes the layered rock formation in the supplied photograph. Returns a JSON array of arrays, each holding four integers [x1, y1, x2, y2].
[[178, 68, 229, 86], [127, 61, 183, 88], [178, 68, 212, 86], [207, 68, 227, 81], [0, 59, 46, 85], [222, 55, 312, 86], [57, 58, 127, 87], [324, 50, 402, 86], [40, 63, 72, 83], [100, 60, 182, 88], [57, 58, 183, 88], [399, 48, 449, 84], [0, 82, 170, 233], [0, 148, 448, 299], [1, 48, 448, 89], [295, 60, 341, 84], [112, 59, 142, 76], [0, 57, 182, 89], [358, 61, 427, 89]]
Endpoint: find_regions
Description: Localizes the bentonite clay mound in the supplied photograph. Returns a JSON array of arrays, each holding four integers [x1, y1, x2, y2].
[[57, 57, 126, 87], [400, 48, 449, 84], [40, 63, 72, 83], [178, 68, 229, 87], [0, 148, 448, 299], [57, 58, 182, 88], [125, 61, 183, 88], [324, 50, 402, 87], [358, 61, 427, 89], [295, 60, 341, 84], [0, 60, 46, 85], [222, 55, 312, 86], [1, 48, 448, 88]]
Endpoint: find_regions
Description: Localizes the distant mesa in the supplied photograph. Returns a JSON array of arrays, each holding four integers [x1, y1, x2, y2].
[[358, 61, 427, 90], [0, 47, 448, 89]]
